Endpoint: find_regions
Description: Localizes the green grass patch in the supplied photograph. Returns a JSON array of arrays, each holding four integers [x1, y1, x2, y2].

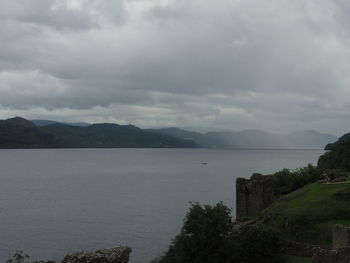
[[285, 255, 311, 263], [261, 181, 350, 245]]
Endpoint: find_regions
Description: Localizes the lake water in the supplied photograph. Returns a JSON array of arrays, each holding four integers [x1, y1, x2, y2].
[[0, 148, 324, 262]]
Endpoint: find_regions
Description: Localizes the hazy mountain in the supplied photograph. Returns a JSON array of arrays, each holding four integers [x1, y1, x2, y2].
[[0, 117, 336, 149], [152, 128, 337, 149], [32, 119, 90, 127], [0, 117, 197, 148]]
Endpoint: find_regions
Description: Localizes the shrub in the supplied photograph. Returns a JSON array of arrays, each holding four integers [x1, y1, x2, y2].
[[158, 202, 236, 263], [156, 203, 284, 263], [237, 226, 283, 263], [272, 164, 324, 195]]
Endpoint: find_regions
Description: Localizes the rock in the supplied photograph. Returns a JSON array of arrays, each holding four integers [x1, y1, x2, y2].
[[232, 219, 256, 237], [61, 246, 131, 263]]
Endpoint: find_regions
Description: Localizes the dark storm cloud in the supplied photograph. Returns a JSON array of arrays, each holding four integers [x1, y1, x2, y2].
[[0, 0, 350, 135]]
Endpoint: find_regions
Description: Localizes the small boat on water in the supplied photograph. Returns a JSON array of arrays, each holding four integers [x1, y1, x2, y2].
[[201, 162, 208, 165]]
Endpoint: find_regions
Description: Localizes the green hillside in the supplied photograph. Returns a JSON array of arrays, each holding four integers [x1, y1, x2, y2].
[[261, 181, 350, 245]]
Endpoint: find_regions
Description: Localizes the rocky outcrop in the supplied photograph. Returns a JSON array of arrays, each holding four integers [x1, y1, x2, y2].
[[232, 219, 256, 237], [61, 246, 131, 263], [236, 173, 274, 220]]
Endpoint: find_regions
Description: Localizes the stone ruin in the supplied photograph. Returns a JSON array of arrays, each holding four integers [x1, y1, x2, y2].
[[43, 246, 131, 263], [312, 225, 350, 263], [234, 173, 350, 262], [236, 173, 274, 220]]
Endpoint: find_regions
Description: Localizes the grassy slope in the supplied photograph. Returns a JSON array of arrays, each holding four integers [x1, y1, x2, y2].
[[261, 181, 350, 245], [285, 255, 311, 263]]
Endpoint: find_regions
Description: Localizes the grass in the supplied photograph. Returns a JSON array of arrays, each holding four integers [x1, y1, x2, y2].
[[261, 181, 350, 245], [285, 255, 311, 263]]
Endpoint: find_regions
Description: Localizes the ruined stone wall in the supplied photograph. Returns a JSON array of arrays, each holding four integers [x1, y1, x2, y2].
[[236, 173, 274, 220], [59, 246, 131, 263], [280, 239, 321, 257], [312, 225, 350, 263], [333, 224, 350, 250], [312, 247, 350, 263]]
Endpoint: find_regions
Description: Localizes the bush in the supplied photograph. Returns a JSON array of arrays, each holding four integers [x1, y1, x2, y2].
[[237, 226, 283, 263], [272, 164, 324, 195], [156, 203, 284, 263], [158, 202, 236, 263]]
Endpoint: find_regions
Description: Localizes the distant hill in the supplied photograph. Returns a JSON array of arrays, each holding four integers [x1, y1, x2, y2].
[[151, 128, 337, 149], [0, 117, 62, 148], [324, 132, 350, 151], [0, 117, 197, 148], [0, 117, 337, 149]]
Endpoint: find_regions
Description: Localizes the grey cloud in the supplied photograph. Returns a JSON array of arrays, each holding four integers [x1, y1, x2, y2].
[[0, 0, 350, 135], [0, 0, 126, 31]]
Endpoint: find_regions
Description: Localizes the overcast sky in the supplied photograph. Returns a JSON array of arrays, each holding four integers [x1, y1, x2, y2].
[[1, 0, 350, 135]]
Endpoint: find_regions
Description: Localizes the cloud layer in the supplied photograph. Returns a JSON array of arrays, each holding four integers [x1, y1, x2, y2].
[[0, 0, 350, 135]]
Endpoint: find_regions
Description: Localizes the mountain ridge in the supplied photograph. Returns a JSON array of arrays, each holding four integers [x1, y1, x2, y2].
[[0, 117, 197, 148], [0, 117, 338, 149]]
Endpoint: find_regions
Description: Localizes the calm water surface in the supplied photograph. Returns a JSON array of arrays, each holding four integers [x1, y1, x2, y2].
[[0, 148, 324, 262]]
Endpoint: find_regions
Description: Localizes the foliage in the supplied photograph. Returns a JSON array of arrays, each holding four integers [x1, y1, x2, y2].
[[236, 226, 283, 263], [158, 202, 236, 263], [156, 202, 283, 263], [272, 164, 325, 195], [318, 139, 350, 171]]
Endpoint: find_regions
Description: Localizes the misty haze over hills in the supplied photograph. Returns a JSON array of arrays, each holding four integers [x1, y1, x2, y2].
[[0, 117, 336, 149], [150, 128, 337, 149]]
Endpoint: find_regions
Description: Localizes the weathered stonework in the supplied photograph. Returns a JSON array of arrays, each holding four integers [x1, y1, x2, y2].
[[61, 246, 131, 263], [280, 239, 321, 257], [333, 224, 350, 250], [312, 225, 350, 263], [312, 247, 350, 263], [236, 173, 274, 220]]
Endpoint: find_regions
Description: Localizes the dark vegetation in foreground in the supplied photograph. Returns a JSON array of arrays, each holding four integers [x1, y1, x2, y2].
[[152, 203, 283, 263]]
